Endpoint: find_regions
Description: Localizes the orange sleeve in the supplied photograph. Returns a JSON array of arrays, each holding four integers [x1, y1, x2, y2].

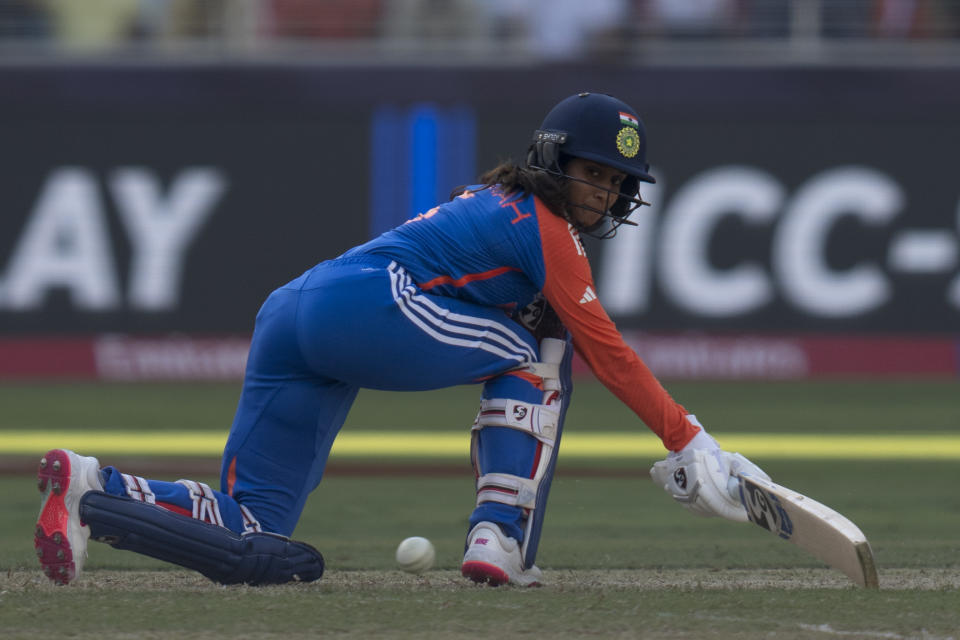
[[535, 200, 699, 452]]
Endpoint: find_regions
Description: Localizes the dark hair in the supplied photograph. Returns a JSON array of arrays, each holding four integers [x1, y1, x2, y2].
[[450, 159, 569, 217]]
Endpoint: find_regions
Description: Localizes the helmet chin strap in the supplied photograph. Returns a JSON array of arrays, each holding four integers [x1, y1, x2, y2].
[[568, 203, 635, 240]]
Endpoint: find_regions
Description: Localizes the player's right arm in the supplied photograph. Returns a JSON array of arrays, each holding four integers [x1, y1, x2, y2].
[[530, 199, 697, 452], [530, 198, 772, 522]]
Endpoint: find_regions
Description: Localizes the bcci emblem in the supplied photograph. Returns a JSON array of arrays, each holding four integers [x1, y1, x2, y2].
[[616, 126, 639, 158]]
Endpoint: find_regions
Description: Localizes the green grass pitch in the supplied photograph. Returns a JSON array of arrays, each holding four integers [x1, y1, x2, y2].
[[0, 379, 958, 638]]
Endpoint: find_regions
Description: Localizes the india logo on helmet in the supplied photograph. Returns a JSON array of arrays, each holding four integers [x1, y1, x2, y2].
[[616, 126, 639, 158]]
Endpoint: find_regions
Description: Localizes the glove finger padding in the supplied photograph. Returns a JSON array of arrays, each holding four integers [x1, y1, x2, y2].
[[650, 449, 753, 522], [726, 452, 771, 484]]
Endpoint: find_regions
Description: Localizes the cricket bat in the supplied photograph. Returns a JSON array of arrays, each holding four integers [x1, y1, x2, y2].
[[731, 473, 880, 588]]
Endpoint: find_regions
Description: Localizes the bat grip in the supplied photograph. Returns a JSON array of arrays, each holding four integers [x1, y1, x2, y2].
[[727, 475, 741, 501]]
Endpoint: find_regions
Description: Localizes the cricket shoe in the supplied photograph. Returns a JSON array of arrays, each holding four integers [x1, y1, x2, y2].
[[460, 522, 543, 587], [35, 449, 103, 585]]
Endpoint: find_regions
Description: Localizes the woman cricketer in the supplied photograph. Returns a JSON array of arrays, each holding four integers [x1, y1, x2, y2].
[[35, 92, 768, 587]]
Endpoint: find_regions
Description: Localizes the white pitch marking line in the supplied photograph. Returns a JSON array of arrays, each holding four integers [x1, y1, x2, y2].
[[798, 623, 953, 640]]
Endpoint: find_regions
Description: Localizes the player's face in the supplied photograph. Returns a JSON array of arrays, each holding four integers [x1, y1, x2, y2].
[[563, 158, 626, 228]]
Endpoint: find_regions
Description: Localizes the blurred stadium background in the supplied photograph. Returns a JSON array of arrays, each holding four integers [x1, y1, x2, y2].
[[2, 0, 960, 62], [0, 0, 958, 408], [2, 7, 959, 634]]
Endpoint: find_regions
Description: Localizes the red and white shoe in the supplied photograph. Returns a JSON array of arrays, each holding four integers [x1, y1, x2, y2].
[[35, 449, 103, 585], [461, 522, 543, 587]]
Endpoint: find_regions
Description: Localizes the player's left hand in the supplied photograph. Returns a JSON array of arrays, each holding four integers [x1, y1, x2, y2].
[[649, 417, 770, 522]]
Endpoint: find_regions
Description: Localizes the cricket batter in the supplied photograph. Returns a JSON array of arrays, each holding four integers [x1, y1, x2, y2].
[[35, 92, 768, 587]]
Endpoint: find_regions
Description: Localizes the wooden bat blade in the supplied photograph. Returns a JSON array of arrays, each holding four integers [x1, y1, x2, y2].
[[735, 474, 879, 588]]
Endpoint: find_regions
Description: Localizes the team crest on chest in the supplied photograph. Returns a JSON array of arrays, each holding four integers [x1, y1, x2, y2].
[[616, 126, 640, 158]]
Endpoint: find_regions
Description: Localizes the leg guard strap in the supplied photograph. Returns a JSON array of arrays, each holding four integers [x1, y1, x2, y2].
[[475, 472, 538, 509], [522, 362, 560, 385], [473, 398, 559, 444], [80, 491, 323, 585]]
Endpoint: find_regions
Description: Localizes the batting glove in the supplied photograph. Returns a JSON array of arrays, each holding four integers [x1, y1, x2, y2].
[[649, 416, 770, 523]]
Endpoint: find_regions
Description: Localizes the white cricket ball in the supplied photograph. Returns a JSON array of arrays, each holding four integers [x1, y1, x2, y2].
[[395, 536, 435, 574]]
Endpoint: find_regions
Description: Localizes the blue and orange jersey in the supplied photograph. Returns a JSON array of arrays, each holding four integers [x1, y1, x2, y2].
[[344, 186, 698, 451]]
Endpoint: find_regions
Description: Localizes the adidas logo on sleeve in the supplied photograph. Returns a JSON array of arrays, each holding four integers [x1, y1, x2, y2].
[[579, 286, 597, 304]]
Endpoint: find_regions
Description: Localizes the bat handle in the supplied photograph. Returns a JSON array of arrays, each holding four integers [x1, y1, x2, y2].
[[727, 475, 742, 501]]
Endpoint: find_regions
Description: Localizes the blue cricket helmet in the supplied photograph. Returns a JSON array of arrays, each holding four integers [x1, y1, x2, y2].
[[527, 92, 655, 185], [526, 92, 655, 234]]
